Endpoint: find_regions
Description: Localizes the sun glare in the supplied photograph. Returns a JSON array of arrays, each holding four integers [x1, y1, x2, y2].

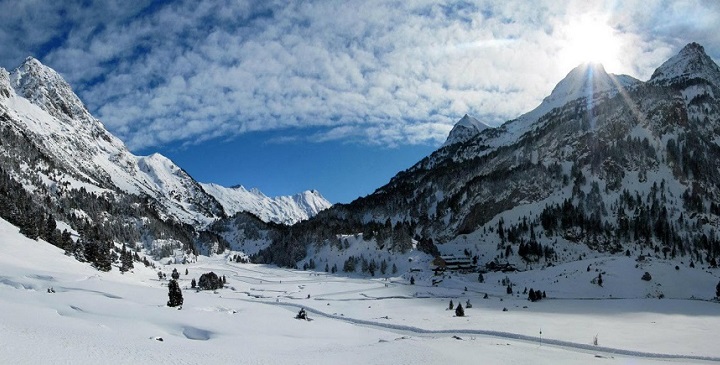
[[559, 16, 621, 72]]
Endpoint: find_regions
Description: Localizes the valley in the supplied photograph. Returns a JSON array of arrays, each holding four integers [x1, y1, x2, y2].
[[1, 217, 718, 364]]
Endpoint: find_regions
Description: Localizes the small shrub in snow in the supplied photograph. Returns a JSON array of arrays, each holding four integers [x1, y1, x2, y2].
[[171, 268, 179, 280], [641, 272, 652, 281], [448, 300, 454, 310]]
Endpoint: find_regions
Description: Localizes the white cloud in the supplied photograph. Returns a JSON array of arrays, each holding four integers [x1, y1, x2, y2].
[[2, 0, 720, 151]]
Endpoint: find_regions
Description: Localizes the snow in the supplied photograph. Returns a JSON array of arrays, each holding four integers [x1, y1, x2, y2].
[[202, 183, 332, 225], [1, 216, 718, 364]]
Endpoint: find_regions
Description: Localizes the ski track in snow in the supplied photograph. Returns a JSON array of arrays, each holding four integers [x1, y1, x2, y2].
[[247, 299, 720, 363]]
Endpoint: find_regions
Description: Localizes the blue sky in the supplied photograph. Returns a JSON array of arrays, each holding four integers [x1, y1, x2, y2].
[[1, 0, 719, 203]]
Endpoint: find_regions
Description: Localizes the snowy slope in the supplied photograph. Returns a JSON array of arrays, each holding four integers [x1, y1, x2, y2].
[[201, 183, 331, 225], [1, 214, 718, 364]]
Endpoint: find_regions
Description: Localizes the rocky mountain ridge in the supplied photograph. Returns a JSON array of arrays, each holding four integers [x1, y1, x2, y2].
[[252, 42, 720, 271]]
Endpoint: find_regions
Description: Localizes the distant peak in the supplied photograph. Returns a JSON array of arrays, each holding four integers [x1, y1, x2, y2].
[[679, 42, 706, 55], [650, 42, 720, 87], [22, 56, 42, 67], [10, 56, 94, 122], [443, 114, 492, 146]]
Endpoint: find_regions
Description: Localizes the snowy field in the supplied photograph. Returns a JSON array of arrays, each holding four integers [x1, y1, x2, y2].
[[1, 218, 719, 364]]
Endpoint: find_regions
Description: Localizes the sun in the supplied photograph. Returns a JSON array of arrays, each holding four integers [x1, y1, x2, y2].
[[559, 16, 621, 72]]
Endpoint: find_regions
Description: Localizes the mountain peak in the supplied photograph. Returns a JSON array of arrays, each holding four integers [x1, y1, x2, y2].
[[443, 114, 491, 146], [650, 42, 720, 87], [201, 183, 332, 225], [10, 57, 92, 122], [509, 63, 639, 131], [546, 63, 613, 104]]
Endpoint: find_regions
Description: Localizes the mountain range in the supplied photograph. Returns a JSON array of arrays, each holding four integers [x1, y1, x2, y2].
[[250, 42, 720, 271], [2, 42, 720, 275], [0, 57, 330, 262]]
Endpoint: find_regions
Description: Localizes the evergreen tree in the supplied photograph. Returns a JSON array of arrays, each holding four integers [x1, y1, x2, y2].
[[191, 278, 196, 289], [185, 268, 189, 275], [198, 272, 223, 290], [167, 279, 183, 307], [171, 268, 180, 280], [93, 242, 112, 272], [448, 299, 454, 310], [716, 280, 720, 299], [528, 289, 537, 302], [506, 284, 513, 294], [478, 272, 484, 283], [120, 250, 134, 273], [410, 276, 415, 285], [392, 263, 398, 274], [455, 303, 464, 317]]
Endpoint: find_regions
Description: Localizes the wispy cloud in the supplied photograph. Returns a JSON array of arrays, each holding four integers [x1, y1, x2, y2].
[[1, 0, 719, 151]]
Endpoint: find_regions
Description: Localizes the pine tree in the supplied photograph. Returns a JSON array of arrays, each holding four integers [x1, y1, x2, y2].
[[410, 276, 415, 285], [448, 299, 454, 310], [478, 272, 484, 283], [120, 250, 134, 273], [171, 268, 180, 280], [528, 289, 537, 302], [93, 242, 112, 272], [455, 303, 464, 317], [185, 268, 189, 275], [716, 280, 720, 298], [167, 279, 183, 307], [191, 278, 196, 289]]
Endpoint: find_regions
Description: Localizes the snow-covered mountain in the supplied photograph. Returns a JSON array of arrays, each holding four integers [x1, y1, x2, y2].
[[254, 42, 720, 270], [5, 57, 224, 227], [443, 114, 492, 146], [201, 183, 331, 225], [650, 42, 720, 88], [445, 64, 640, 147], [0, 57, 330, 262]]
